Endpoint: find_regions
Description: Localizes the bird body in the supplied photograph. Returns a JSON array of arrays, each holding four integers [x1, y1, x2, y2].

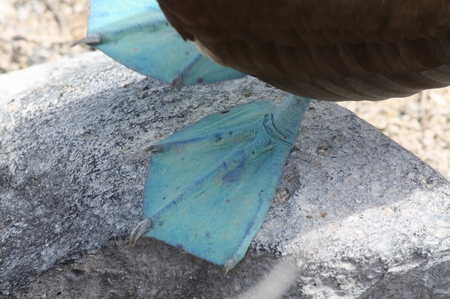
[[159, 0, 450, 101]]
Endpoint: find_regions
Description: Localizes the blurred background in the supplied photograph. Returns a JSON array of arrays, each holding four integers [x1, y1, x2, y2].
[[1, 0, 449, 180]]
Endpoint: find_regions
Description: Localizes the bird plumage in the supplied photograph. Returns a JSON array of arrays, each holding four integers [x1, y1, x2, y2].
[[158, 0, 450, 101]]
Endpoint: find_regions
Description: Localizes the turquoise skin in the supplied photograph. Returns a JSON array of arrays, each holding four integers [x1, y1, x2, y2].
[[78, 0, 311, 272], [81, 0, 245, 88]]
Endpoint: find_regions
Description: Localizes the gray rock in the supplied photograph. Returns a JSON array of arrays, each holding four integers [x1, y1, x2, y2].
[[1, 51, 449, 298]]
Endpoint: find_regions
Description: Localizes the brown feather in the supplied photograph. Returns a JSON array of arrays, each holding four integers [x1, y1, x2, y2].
[[157, 0, 450, 101]]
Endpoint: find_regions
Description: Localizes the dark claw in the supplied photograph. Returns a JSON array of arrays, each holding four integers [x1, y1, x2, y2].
[[170, 74, 183, 91], [71, 34, 102, 47], [144, 144, 164, 152]]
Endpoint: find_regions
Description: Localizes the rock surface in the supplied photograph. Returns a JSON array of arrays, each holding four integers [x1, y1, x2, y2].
[[1, 52, 450, 298]]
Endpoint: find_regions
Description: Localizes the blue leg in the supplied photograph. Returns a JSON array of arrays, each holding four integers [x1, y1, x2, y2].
[[130, 95, 311, 273]]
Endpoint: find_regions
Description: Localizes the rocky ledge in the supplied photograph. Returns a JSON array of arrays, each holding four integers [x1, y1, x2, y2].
[[1, 52, 450, 298]]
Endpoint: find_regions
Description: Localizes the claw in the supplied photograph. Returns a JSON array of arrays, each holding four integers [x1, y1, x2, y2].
[[223, 258, 235, 276], [170, 74, 183, 91], [129, 218, 152, 246], [71, 34, 102, 47], [143, 144, 164, 152]]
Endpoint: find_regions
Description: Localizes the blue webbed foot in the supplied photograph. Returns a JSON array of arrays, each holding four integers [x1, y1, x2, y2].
[[131, 95, 311, 271]]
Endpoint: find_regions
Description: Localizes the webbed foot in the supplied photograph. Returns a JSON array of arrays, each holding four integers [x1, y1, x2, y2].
[[132, 95, 311, 271]]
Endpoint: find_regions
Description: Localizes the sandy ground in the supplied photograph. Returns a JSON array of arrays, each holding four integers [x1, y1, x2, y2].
[[340, 91, 450, 181], [2, 0, 449, 180]]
